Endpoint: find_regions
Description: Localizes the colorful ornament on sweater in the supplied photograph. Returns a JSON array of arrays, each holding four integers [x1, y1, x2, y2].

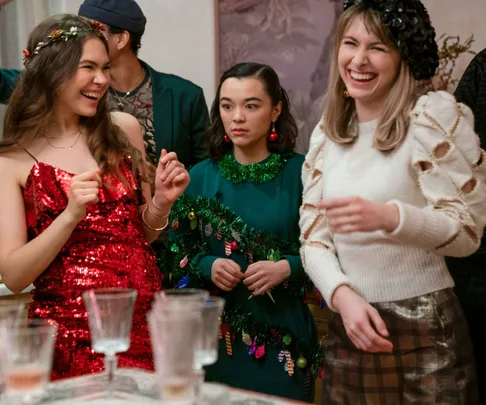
[[278, 350, 295, 376]]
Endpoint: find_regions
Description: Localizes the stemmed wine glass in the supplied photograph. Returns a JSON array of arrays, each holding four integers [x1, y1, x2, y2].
[[82, 288, 137, 396]]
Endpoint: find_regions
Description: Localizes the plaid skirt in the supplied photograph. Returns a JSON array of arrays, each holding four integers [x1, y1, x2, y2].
[[323, 288, 478, 404]]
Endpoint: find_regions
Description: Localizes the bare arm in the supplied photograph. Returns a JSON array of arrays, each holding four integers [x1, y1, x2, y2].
[[112, 112, 188, 244]]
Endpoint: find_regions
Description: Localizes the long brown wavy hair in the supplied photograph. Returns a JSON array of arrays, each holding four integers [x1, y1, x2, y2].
[[1, 14, 146, 187]]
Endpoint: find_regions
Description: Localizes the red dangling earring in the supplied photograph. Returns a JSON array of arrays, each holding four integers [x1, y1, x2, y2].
[[223, 134, 231, 143], [268, 122, 279, 142]]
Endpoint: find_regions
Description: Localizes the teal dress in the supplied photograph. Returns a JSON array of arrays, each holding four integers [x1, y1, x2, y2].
[[161, 152, 321, 402]]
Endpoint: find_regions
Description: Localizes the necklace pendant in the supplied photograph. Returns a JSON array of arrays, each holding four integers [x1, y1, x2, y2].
[[117, 102, 124, 110]]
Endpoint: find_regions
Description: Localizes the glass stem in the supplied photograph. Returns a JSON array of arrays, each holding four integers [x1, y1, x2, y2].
[[194, 368, 205, 399], [105, 354, 118, 396]]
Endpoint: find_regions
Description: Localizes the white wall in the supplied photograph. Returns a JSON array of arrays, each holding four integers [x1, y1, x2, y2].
[[48, 0, 218, 105], [137, 0, 218, 104]]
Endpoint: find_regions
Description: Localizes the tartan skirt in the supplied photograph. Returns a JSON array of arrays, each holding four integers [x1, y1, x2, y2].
[[322, 288, 479, 404]]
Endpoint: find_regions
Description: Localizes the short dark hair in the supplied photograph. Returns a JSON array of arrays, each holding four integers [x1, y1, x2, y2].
[[107, 24, 142, 55], [207, 62, 298, 160]]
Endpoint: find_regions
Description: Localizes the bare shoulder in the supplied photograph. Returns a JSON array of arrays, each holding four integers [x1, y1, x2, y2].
[[109, 111, 145, 154], [0, 149, 32, 186], [110, 111, 141, 135]]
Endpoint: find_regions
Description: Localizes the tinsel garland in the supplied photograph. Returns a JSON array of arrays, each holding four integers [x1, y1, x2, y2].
[[158, 194, 309, 295], [221, 306, 325, 378], [218, 152, 293, 184]]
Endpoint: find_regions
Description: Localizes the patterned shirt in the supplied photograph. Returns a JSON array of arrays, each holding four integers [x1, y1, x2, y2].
[[108, 72, 157, 164]]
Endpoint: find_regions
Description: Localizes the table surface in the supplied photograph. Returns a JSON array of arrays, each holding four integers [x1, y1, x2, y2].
[[44, 368, 306, 404]]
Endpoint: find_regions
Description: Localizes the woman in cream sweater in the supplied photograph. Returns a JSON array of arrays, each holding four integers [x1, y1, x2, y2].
[[300, 0, 486, 404]]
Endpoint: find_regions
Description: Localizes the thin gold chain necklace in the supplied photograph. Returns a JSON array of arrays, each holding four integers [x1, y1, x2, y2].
[[44, 131, 82, 149]]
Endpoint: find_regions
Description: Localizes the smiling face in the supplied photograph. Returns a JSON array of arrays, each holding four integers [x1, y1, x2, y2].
[[338, 15, 401, 112], [54, 37, 111, 118], [219, 77, 281, 153]]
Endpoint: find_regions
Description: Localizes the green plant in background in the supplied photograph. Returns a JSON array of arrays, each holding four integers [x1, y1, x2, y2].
[[421, 34, 476, 93]]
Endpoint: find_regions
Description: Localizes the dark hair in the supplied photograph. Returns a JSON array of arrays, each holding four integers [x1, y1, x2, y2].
[[207, 62, 298, 160], [107, 25, 142, 55], [1, 14, 145, 189]]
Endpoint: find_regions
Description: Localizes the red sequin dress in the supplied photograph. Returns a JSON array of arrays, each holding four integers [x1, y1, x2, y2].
[[23, 159, 161, 380]]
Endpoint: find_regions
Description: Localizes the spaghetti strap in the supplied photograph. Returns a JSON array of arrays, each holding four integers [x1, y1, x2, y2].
[[20, 147, 39, 163]]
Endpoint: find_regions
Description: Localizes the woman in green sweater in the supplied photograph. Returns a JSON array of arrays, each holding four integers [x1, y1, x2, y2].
[[160, 62, 319, 402]]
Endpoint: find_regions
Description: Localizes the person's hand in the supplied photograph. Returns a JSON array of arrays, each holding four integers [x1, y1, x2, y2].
[[319, 197, 399, 233], [211, 259, 244, 291], [153, 150, 189, 208], [243, 260, 290, 296], [332, 285, 393, 353], [64, 169, 101, 224]]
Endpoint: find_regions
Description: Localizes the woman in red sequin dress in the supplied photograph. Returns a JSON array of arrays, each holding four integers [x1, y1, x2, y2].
[[0, 15, 189, 380]]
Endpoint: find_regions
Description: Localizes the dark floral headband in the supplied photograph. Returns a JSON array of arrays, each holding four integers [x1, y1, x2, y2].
[[343, 0, 439, 81], [23, 21, 105, 64]]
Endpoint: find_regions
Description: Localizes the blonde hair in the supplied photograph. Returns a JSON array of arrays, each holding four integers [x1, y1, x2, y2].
[[322, 6, 419, 151]]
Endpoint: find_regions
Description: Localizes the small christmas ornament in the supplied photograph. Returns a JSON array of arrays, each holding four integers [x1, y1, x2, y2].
[[278, 350, 294, 376], [268, 122, 279, 142], [177, 276, 189, 288], [285, 358, 295, 376], [245, 252, 254, 264], [224, 240, 232, 256], [205, 223, 213, 236], [170, 244, 179, 253], [242, 332, 252, 346], [296, 356, 308, 369], [171, 219, 179, 230], [224, 332, 233, 356], [249, 338, 257, 355], [187, 211, 196, 221], [269, 328, 282, 343], [267, 249, 281, 262], [230, 241, 239, 251], [179, 255, 189, 268], [215, 231, 223, 240], [282, 335, 292, 346], [190, 220, 198, 230], [255, 344, 266, 359]]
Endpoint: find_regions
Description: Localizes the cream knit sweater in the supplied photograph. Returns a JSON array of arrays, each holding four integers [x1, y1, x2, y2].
[[300, 91, 486, 310]]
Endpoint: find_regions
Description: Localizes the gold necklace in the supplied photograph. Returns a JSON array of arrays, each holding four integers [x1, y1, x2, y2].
[[44, 131, 82, 149], [111, 68, 146, 110]]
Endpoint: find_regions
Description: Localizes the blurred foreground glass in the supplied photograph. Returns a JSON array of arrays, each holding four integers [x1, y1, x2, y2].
[[82, 288, 137, 396], [194, 296, 225, 370], [0, 318, 57, 404], [155, 288, 209, 303], [0, 300, 25, 398], [148, 301, 202, 404]]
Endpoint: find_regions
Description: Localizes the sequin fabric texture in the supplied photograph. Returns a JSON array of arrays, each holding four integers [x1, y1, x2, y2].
[[23, 159, 161, 380]]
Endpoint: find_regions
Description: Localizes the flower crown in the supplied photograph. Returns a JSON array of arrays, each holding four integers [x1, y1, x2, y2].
[[23, 21, 105, 64], [343, 0, 439, 81]]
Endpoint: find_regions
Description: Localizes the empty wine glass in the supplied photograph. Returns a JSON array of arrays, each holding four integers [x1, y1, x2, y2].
[[82, 288, 137, 396], [0, 318, 58, 404], [0, 301, 25, 397], [194, 296, 225, 370], [148, 302, 202, 404]]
